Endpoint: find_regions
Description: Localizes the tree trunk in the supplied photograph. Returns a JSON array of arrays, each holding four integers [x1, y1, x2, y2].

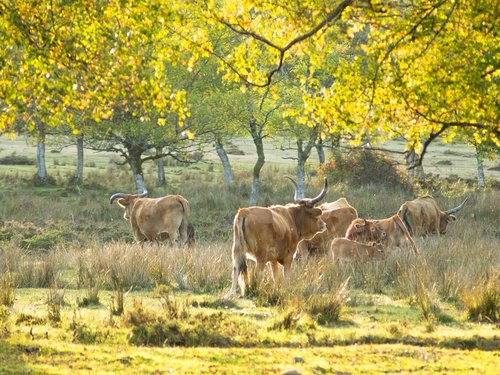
[[215, 138, 233, 185], [35, 120, 49, 185], [475, 151, 485, 189], [128, 149, 146, 193], [295, 128, 318, 199], [316, 137, 325, 165], [156, 147, 166, 186], [249, 118, 265, 206], [406, 146, 425, 182], [296, 140, 307, 200], [75, 134, 84, 186]]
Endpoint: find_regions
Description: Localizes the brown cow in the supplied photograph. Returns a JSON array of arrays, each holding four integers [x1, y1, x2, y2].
[[225, 178, 328, 298], [346, 215, 419, 255], [284, 177, 359, 255], [398, 196, 469, 236], [298, 206, 358, 255], [110, 190, 192, 246], [330, 238, 385, 262]]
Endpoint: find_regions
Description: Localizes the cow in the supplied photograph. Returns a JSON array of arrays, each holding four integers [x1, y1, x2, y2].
[[397, 196, 469, 236], [298, 206, 359, 255], [284, 177, 359, 255], [330, 238, 385, 262], [345, 215, 419, 255], [110, 190, 193, 247], [224, 178, 328, 298]]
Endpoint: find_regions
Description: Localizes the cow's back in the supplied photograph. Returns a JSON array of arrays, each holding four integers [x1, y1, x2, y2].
[[320, 198, 352, 211], [400, 197, 440, 235], [133, 195, 187, 240]]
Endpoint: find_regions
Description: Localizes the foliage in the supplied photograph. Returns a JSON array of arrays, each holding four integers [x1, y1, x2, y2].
[[1, 0, 497, 163], [461, 272, 500, 323], [318, 149, 411, 190]]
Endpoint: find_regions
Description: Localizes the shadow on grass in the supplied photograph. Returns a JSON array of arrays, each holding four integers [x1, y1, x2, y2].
[[0, 340, 36, 374], [306, 333, 500, 351]]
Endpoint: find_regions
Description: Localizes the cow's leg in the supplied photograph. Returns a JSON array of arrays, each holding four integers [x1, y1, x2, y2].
[[178, 218, 189, 247], [269, 261, 282, 284], [225, 243, 247, 299]]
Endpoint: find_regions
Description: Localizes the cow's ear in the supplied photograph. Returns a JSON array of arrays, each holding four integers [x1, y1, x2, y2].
[[310, 207, 322, 216], [116, 197, 128, 208], [446, 214, 456, 223]]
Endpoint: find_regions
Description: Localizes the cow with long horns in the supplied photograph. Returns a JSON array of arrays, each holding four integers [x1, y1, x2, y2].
[[284, 177, 359, 255], [225, 177, 328, 298], [397, 195, 469, 236], [110, 190, 193, 246]]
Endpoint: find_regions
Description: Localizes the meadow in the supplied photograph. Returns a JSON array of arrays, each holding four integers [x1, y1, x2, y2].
[[0, 137, 499, 374]]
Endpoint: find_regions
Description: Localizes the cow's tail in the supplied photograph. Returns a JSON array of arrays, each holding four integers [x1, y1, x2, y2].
[[225, 211, 249, 298], [398, 203, 414, 237], [395, 215, 419, 255]]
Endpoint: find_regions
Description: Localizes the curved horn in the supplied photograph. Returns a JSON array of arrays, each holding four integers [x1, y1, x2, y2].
[[445, 196, 469, 215], [110, 193, 128, 204], [284, 176, 299, 202], [309, 177, 328, 205], [137, 189, 148, 198]]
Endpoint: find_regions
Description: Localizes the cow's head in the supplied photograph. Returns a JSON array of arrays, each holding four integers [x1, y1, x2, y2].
[[439, 196, 469, 234], [110, 190, 148, 220], [346, 219, 385, 243], [287, 177, 329, 239], [367, 241, 385, 257]]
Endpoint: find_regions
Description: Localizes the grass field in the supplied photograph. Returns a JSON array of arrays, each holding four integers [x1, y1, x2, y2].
[[0, 135, 499, 374]]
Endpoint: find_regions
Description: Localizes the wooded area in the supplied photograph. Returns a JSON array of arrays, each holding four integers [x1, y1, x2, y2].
[[0, 1, 498, 194]]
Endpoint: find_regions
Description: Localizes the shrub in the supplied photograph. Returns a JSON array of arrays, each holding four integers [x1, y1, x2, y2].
[[0, 306, 10, 338], [20, 230, 65, 251], [0, 271, 14, 307], [0, 153, 35, 165], [305, 278, 350, 325], [47, 287, 65, 324], [461, 273, 499, 323], [318, 149, 410, 190]]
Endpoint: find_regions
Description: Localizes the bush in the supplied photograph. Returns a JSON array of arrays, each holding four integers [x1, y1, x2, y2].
[[461, 273, 499, 323], [0, 153, 35, 165], [318, 149, 410, 190], [0, 271, 14, 307]]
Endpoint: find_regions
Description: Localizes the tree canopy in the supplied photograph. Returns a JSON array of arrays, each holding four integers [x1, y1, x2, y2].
[[1, 0, 498, 160]]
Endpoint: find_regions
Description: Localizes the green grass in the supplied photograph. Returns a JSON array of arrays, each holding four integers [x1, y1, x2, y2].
[[1, 288, 499, 374]]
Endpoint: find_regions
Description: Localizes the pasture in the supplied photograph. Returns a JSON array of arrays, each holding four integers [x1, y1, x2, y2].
[[0, 137, 499, 374]]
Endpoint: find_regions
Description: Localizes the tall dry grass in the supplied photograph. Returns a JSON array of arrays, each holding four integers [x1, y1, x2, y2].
[[0, 168, 498, 321]]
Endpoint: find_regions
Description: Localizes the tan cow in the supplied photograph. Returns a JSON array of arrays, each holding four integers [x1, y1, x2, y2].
[[298, 206, 358, 255], [330, 238, 385, 262], [345, 215, 419, 255], [110, 190, 192, 247], [397, 196, 469, 236], [225, 178, 328, 298], [284, 177, 359, 255]]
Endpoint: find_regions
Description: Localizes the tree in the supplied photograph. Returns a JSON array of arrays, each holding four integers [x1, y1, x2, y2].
[[86, 111, 196, 193], [1, 1, 497, 159], [0, 1, 190, 136], [200, 1, 499, 157]]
